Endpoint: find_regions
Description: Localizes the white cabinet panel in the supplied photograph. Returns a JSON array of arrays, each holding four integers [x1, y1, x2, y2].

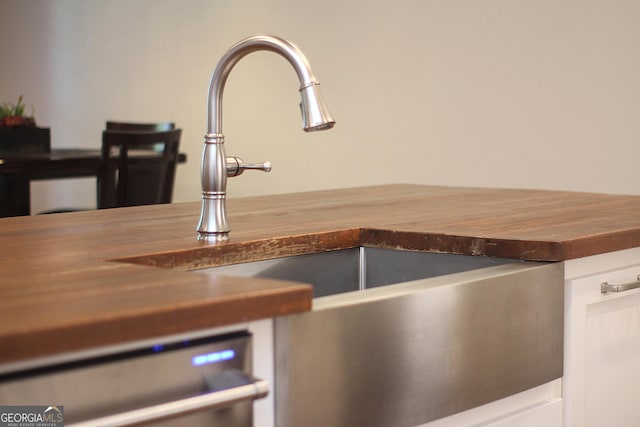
[[417, 380, 562, 427], [585, 289, 640, 426], [482, 398, 562, 427], [564, 248, 640, 427], [249, 319, 275, 427]]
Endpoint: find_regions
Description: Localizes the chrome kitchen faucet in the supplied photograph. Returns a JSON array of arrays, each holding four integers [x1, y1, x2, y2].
[[197, 35, 335, 242]]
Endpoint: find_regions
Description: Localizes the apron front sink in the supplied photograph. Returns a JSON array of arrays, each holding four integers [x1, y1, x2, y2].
[[193, 247, 563, 427]]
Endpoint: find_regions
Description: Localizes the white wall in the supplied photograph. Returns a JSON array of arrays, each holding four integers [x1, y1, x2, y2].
[[1, 0, 639, 213]]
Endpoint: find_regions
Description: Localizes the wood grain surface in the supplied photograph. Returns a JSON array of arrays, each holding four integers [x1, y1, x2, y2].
[[1, 184, 639, 366]]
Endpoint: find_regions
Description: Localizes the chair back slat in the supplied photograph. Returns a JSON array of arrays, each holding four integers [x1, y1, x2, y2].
[[99, 129, 182, 209]]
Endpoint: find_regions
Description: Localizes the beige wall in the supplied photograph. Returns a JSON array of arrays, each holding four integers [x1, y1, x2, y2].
[[1, 0, 639, 213]]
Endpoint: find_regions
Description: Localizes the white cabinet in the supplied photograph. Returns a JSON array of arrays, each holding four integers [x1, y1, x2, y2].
[[416, 380, 562, 427], [564, 247, 640, 427], [249, 319, 275, 427]]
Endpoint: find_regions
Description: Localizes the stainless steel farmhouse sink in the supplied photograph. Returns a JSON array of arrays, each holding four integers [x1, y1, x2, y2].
[[194, 247, 564, 427], [196, 247, 518, 297]]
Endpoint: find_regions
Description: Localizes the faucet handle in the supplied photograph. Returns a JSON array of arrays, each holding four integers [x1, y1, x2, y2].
[[226, 156, 272, 177]]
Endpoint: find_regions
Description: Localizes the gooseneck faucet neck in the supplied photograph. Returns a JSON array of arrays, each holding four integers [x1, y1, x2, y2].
[[197, 35, 335, 242], [208, 35, 317, 135]]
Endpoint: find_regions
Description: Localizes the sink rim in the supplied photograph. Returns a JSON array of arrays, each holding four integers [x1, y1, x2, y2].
[[190, 246, 534, 301]]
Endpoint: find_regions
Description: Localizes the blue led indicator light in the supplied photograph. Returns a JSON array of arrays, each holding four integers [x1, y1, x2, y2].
[[192, 349, 235, 366], [151, 344, 164, 353]]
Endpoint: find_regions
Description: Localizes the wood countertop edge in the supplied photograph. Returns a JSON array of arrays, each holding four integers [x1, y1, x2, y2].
[[0, 267, 312, 366]]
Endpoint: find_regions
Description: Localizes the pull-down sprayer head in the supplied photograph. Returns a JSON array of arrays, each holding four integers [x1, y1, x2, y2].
[[300, 82, 335, 132]]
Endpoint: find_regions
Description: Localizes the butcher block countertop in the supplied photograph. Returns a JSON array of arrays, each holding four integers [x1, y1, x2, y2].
[[2, 184, 640, 367]]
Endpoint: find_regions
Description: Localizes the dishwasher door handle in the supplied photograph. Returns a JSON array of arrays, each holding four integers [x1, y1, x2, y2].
[[67, 377, 269, 427], [601, 275, 640, 293]]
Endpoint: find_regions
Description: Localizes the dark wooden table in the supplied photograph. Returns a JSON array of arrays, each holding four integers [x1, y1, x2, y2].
[[0, 149, 186, 217]]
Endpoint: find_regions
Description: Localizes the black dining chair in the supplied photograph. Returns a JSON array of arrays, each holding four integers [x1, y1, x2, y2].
[[98, 128, 182, 209], [40, 127, 182, 214]]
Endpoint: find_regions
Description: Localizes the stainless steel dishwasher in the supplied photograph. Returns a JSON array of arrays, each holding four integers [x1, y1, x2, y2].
[[0, 331, 267, 426]]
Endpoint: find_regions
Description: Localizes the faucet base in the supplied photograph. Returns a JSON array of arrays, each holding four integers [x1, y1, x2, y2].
[[197, 232, 230, 243]]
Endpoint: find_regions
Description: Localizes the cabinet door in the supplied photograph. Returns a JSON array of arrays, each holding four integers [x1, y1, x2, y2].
[[565, 257, 640, 427]]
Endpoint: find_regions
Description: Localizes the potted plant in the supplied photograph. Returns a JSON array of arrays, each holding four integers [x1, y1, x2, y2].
[[0, 95, 50, 155]]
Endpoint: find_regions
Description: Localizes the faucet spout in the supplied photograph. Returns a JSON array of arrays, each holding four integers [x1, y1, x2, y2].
[[197, 35, 335, 242]]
